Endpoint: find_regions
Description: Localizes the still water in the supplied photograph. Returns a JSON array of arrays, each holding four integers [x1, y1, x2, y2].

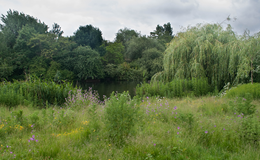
[[76, 81, 142, 100]]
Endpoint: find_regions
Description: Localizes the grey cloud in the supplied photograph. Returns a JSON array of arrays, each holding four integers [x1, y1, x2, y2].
[[0, 0, 260, 41]]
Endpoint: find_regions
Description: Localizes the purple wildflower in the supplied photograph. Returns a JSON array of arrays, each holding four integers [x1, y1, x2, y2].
[[205, 131, 208, 134], [214, 125, 216, 127], [174, 106, 177, 110], [177, 132, 179, 134], [178, 127, 180, 129], [154, 143, 156, 146]]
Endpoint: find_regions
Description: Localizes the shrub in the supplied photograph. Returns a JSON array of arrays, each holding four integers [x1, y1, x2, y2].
[[239, 115, 260, 147], [104, 91, 140, 147], [229, 93, 256, 116], [225, 83, 260, 100]]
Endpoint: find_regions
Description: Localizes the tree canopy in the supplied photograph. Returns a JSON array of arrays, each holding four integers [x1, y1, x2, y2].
[[104, 42, 124, 65], [73, 46, 104, 80], [0, 9, 48, 48], [0, 9, 260, 85], [73, 24, 103, 49], [152, 23, 260, 90], [150, 22, 173, 44], [125, 36, 165, 61]]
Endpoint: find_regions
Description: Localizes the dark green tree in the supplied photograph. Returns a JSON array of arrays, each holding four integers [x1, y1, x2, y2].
[[0, 9, 48, 48], [28, 56, 48, 78], [73, 24, 103, 49], [104, 42, 124, 65], [115, 28, 140, 47], [0, 32, 14, 80], [12, 25, 38, 75], [0, 58, 14, 80], [125, 36, 165, 61], [49, 23, 64, 38], [150, 22, 173, 44], [73, 46, 104, 80]]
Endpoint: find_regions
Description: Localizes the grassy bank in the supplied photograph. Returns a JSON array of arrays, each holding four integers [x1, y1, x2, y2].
[[0, 91, 260, 159]]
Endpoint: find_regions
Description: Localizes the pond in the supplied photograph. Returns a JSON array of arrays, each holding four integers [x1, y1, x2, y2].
[[76, 81, 142, 100]]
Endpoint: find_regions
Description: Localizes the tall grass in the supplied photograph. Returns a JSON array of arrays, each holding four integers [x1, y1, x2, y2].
[[0, 94, 260, 159], [0, 78, 77, 107], [136, 78, 211, 98]]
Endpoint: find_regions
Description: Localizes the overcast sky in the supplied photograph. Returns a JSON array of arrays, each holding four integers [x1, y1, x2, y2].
[[0, 0, 260, 41]]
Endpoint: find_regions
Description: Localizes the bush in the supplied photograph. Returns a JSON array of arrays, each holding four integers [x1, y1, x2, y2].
[[229, 93, 256, 116], [104, 91, 140, 147], [225, 83, 260, 100], [239, 115, 260, 146]]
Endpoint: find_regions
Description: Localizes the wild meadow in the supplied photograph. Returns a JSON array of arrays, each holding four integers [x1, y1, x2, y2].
[[0, 8, 260, 160], [0, 81, 260, 159]]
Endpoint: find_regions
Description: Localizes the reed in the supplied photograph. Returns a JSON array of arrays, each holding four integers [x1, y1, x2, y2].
[[136, 78, 211, 98], [0, 78, 77, 107]]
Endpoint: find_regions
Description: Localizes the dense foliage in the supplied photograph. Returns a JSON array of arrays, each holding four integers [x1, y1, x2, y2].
[[225, 83, 260, 100], [152, 23, 260, 91], [0, 77, 77, 107], [0, 9, 171, 82], [1, 10, 259, 90]]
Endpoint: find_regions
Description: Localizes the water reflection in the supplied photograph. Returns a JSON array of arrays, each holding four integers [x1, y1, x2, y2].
[[76, 81, 142, 100]]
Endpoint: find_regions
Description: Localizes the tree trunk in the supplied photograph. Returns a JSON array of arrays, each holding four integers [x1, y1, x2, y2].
[[251, 62, 253, 84]]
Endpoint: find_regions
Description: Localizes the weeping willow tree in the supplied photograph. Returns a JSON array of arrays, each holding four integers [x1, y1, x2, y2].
[[152, 23, 259, 90], [236, 31, 260, 84]]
